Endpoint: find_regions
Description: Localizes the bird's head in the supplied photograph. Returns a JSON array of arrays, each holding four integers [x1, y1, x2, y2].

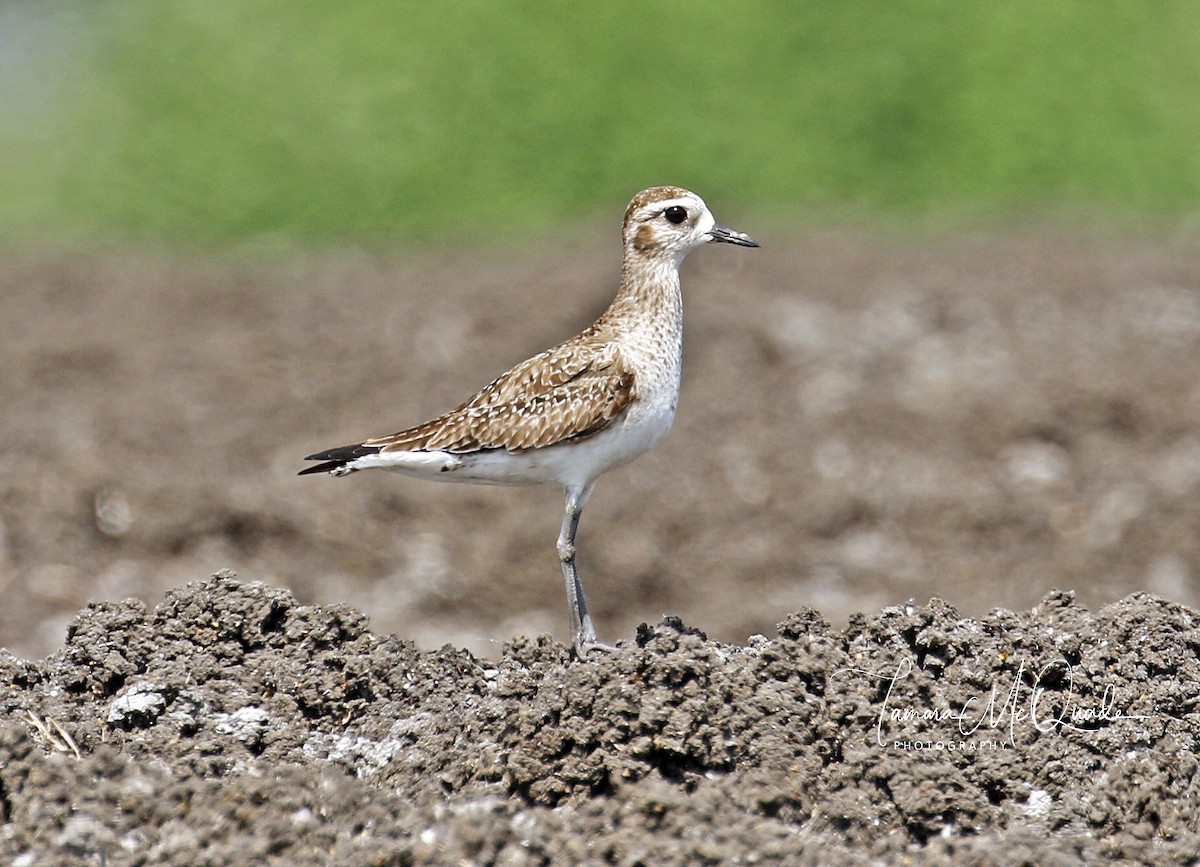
[[622, 186, 758, 265]]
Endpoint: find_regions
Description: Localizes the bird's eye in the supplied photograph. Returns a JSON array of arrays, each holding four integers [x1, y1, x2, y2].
[[663, 206, 687, 225]]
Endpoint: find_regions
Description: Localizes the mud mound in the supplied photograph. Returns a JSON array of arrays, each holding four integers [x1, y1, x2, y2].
[[2, 573, 1197, 864]]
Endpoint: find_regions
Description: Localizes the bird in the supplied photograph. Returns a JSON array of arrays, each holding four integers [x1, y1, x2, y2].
[[300, 186, 758, 657]]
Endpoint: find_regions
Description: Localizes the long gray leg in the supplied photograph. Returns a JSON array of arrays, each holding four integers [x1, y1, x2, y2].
[[557, 483, 612, 657]]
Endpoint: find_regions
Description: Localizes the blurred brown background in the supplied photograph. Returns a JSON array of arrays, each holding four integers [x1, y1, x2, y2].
[[5, 229, 1199, 659]]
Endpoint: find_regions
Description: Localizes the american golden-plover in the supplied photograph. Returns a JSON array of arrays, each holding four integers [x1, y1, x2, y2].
[[301, 186, 758, 656]]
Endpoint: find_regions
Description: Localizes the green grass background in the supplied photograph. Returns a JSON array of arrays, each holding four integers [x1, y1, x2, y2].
[[3, 1, 1199, 248]]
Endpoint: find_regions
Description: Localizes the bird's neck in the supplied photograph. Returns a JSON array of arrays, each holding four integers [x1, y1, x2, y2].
[[605, 255, 684, 330]]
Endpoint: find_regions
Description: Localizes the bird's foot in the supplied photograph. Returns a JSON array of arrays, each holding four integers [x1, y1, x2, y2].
[[573, 639, 618, 660]]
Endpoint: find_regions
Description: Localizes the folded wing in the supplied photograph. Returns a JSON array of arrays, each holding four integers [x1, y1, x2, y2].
[[368, 341, 636, 454]]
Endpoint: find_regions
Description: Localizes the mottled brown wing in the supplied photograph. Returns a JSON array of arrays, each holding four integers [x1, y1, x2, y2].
[[365, 341, 636, 454]]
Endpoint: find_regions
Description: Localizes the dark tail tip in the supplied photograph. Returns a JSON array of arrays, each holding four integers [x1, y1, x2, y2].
[[298, 460, 349, 476], [298, 443, 382, 476]]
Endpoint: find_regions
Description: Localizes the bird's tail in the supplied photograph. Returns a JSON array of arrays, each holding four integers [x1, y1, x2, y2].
[[298, 443, 382, 476]]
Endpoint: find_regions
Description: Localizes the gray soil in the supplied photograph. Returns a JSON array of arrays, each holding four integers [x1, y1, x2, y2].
[[3, 230, 1200, 862], [2, 575, 1199, 864]]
